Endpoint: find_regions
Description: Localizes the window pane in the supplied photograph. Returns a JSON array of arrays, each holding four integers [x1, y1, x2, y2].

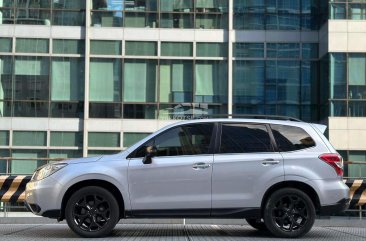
[[125, 0, 157, 11], [0, 101, 12, 117], [0, 38, 12, 52], [197, 43, 227, 57], [51, 58, 84, 101], [0, 150, 9, 174], [301, 61, 318, 105], [13, 101, 49, 117], [195, 61, 227, 103], [52, 10, 85, 26], [0, 56, 13, 101], [160, 0, 193, 12], [123, 104, 157, 119], [330, 53, 347, 99], [53, 39, 84, 54], [123, 133, 150, 148], [196, 0, 228, 11], [331, 101, 347, 116], [160, 13, 194, 28], [271, 124, 315, 152], [91, 11, 123, 27], [195, 13, 228, 29], [349, 54, 366, 101], [13, 131, 46, 146], [219, 123, 272, 153], [348, 152, 366, 178], [161, 42, 193, 57], [233, 43, 264, 58], [349, 101, 366, 117], [123, 60, 157, 102], [153, 124, 213, 157], [88, 132, 120, 147], [50, 132, 82, 147], [16, 38, 49, 53], [266, 60, 300, 105], [124, 12, 157, 28], [14, 9, 51, 25], [233, 61, 265, 104], [51, 102, 84, 118], [11, 150, 47, 175], [125, 41, 157, 56], [14, 56, 50, 101], [302, 43, 318, 59], [0, 131, 9, 146], [234, 13, 265, 30], [267, 43, 300, 59], [89, 103, 122, 118], [159, 60, 193, 103], [330, 3, 346, 19], [90, 59, 121, 102], [90, 40, 121, 55]]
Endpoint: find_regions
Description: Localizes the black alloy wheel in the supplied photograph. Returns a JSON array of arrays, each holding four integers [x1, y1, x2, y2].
[[264, 188, 315, 238], [65, 186, 119, 238]]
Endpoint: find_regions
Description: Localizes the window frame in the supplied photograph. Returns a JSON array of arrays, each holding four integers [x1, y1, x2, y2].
[[216, 122, 277, 154], [127, 122, 218, 159]]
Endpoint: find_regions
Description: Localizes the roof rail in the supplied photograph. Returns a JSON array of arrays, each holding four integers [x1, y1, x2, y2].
[[195, 114, 303, 122]]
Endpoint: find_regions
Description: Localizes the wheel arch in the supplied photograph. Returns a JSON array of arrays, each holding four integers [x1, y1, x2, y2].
[[60, 179, 125, 220], [260, 181, 321, 217]]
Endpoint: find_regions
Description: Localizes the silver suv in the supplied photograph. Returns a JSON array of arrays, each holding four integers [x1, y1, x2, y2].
[[25, 118, 350, 238]]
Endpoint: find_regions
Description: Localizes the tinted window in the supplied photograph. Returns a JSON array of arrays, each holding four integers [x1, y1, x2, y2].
[[219, 123, 273, 154], [133, 124, 213, 158], [271, 124, 315, 152]]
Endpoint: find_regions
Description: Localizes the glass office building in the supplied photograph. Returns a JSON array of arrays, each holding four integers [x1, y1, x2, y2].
[[0, 0, 365, 177]]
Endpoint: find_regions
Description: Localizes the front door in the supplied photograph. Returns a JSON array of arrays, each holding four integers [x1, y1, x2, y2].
[[128, 123, 215, 216]]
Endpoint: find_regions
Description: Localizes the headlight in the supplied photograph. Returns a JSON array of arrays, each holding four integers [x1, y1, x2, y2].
[[32, 163, 67, 181]]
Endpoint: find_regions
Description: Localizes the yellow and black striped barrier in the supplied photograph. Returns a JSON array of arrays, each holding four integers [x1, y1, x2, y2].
[[344, 179, 366, 209], [0, 176, 32, 203]]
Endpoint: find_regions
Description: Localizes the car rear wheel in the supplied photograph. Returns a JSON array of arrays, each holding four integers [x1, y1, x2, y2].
[[65, 186, 119, 238], [263, 188, 315, 238], [245, 218, 267, 231]]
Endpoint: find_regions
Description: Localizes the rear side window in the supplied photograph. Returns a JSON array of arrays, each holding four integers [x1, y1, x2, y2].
[[219, 123, 273, 154], [271, 124, 315, 152]]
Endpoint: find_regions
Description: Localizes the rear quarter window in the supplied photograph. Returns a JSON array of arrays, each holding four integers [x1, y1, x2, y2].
[[270, 124, 315, 152]]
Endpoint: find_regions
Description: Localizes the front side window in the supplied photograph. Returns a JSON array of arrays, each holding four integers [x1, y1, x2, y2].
[[271, 124, 315, 152], [219, 123, 273, 154], [133, 123, 213, 158]]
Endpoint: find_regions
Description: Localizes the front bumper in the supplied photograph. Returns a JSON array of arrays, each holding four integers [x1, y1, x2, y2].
[[319, 198, 350, 216], [25, 176, 63, 219]]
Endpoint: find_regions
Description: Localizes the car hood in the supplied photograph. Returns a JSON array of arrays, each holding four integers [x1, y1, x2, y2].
[[60, 156, 103, 164], [60, 152, 125, 165]]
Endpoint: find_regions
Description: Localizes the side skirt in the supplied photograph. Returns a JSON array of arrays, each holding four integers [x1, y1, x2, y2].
[[125, 208, 261, 219]]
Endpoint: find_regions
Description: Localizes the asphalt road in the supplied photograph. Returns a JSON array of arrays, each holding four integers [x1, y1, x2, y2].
[[1, 223, 366, 241]]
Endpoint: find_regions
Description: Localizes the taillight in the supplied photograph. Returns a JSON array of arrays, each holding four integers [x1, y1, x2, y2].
[[319, 153, 344, 176]]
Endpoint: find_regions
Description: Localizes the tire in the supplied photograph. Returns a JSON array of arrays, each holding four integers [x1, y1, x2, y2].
[[65, 186, 120, 238], [263, 188, 315, 238], [245, 218, 267, 231]]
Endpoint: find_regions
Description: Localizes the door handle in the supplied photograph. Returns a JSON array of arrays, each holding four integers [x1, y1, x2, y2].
[[262, 159, 280, 166], [193, 162, 211, 170]]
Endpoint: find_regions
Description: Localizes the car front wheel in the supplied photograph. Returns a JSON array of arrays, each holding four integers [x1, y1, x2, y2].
[[263, 188, 315, 238], [65, 186, 120, 238]]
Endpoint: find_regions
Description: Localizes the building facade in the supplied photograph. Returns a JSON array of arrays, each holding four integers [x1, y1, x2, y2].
[[0, 0, 364, 177]]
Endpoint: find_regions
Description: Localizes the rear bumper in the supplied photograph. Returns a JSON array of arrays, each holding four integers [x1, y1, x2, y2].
[[319, 198, 350, 216]]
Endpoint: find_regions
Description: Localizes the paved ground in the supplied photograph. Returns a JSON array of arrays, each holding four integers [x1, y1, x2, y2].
[[0, 223, 366, 241]]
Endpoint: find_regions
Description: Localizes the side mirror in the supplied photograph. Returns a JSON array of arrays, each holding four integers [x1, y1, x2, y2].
[[142, 146, 157, 164]]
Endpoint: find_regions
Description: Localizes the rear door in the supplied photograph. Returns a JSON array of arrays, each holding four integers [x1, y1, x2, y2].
[[211, 122, 284, 213]]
